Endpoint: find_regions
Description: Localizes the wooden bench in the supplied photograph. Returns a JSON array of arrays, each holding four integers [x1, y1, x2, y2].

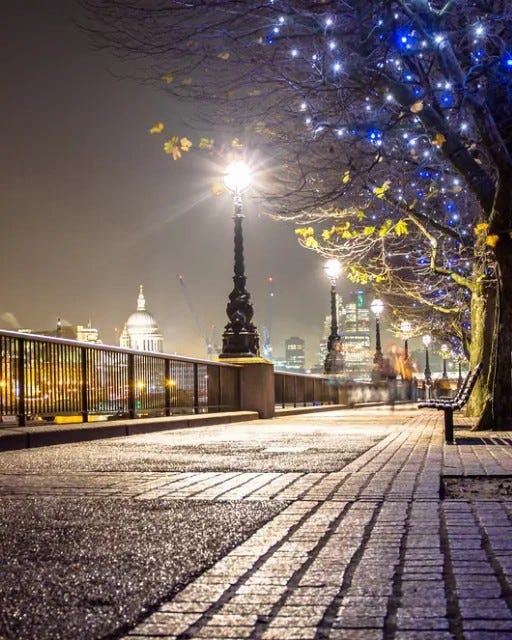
[[418, 363, 482, 444]]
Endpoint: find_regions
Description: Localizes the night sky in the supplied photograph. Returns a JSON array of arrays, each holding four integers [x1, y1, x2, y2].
[[1, 1, 376, 366]]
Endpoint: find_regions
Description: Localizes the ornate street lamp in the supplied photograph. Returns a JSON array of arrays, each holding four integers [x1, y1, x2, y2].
[[370, 299, 384, 376], [219, 160, 260, 359], [323, 258, 344, 374], [422, 334, 432, 399], [440, 343, 449, 379]]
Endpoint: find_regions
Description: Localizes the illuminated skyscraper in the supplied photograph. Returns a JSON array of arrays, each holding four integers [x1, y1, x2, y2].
[[341, 291, 371, 376], [285, 336, 306, 371]]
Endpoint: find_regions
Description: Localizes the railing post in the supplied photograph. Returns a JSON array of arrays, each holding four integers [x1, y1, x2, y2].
[[164, 359, 171, 417], [128, 353, 135, 419], [17, 337, 25, 427], [81, 347, 89, 423], [193, 363, 199, 414]]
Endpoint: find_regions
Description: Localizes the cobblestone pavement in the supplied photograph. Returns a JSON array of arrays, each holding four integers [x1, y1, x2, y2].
[[2, 407, 512, 639]]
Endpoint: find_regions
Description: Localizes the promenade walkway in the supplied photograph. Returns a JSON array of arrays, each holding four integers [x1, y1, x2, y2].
[[2, 407, 512, 640]]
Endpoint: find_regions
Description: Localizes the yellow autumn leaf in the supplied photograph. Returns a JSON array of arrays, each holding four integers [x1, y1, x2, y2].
[[295, 227, 315, 238], [394, 220, 409, 236], [322, 229, 333, 241], [486, 234, 499, 248], [373, 180, 391, 198], [164, 136, 181, 160], [356, 210, 366, 221], [410, 101, 423, 113], [363, 226, 376, 236], [161, 73, 174, 84], [218, 52, 230, 60], [149, 122, 164, 134], [342, 170, 350, 184], [198, 137, 214, 150], [474, 222, 489, 234], [211, 182, 223, 196], [341, 230, 352, 239], [180, 137, 192, 152], [378, 219, 393, 237], [304, 236, 319, 249], [433, 133, 446, 147]]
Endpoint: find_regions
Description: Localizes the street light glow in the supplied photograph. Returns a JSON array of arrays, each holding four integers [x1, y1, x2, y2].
[[224, 161, 251, 194], [324, 258, 342, 282], [370, 298, 384, 318], [400, 320, 412, 337], [422, 334, 432, 348]]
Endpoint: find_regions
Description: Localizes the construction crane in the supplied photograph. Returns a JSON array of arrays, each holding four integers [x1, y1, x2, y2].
[[261, 275, 274, 360], [177, 275, 219, 358]]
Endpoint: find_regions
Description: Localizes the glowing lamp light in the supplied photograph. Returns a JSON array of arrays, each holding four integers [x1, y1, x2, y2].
[[370, 298, 384, 318], [224, 161, 251, 194], [400, 320, 412, 336], [324, 258, 342, 282], [422, 334, 432, 348]]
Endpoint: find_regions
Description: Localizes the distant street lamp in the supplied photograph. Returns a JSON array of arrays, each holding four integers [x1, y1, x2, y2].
[[370, 299, 384, 376], [323, 258, 344, 374], [219, 160, 260, 359], [440, 343, 449, 379], [422, 334, 432, 399], [400, 320, 412, 362]]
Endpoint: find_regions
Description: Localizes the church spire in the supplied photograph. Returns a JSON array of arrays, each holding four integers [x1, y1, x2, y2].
[[137, 284, 146, 311]]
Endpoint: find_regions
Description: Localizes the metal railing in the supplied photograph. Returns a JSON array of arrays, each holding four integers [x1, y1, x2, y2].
[[275, 370, 413, 408], [0, 330, 240, 426]]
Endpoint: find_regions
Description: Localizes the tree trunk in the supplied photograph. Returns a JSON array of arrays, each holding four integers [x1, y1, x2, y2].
[[476, 173, 512, 430], [467, 277, 494, 418]]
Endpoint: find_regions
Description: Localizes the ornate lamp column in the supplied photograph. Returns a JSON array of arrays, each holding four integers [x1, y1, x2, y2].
[[370, 298, 384, 378], [219, 160, 260, 359], [400, 320, 412, 365], [323, 258, 344, 374], [422, 334, 432, 399]]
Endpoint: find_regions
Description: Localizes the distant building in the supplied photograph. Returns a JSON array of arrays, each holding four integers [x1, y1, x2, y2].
[[120, 285, 164, 352], [20, 319, 102, 344], [285, 336, 306, 372], [341, 291, 371, 377]]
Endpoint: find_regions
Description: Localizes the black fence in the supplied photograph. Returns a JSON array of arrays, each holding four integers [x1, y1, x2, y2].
[[275, 370, 413, 408], [0, 330, 240, 426]]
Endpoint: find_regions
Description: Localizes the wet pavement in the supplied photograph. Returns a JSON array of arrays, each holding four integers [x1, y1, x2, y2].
[[1, 406, 512, 639]]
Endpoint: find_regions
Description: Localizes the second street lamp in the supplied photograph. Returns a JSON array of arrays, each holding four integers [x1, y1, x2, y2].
[[219, 160, 260, 359], [422, 334, 432, 399], [370, 298, 384, 378], [323, 258, 344, 374]]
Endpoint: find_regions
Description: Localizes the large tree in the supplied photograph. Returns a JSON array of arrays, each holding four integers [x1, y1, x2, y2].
[[84, 0, 512, 428]]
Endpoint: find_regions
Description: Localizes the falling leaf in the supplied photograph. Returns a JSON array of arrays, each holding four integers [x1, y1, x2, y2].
[[149, 123, 164, 134], [486, 234, 499, 248], [161, 73, 174, 84], [211, 183, 223, 196], [342, 170, 350, 184], [410, 100, 423, 113], [218, 52, 230, 60], [180, 137, 192, 152]]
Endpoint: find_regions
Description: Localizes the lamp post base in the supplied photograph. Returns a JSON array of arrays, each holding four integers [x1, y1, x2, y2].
[[324, 348, 344, 375], [219, 328, 260, 359]]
